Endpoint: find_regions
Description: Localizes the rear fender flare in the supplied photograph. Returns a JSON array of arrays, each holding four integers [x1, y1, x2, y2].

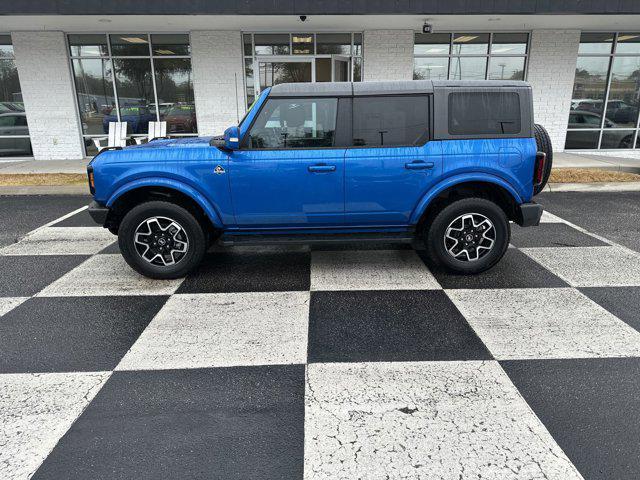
[[410, 173, 523, 224], [106, 177, 224, 228]]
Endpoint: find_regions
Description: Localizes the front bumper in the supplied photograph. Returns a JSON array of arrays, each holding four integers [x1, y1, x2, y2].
[[515, 202, 543, 227], [88, 200, 109, 226]]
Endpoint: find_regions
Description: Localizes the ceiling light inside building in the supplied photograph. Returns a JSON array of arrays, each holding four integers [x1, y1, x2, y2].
[[155, 49, 175, 55], [454, 35, 478, 43], [120, 37, 148, 44], [617, 34, 639, 42]]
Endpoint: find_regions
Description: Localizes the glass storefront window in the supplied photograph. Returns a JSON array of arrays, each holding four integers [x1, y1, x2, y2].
[[0, 35, 32, 157], [452, 33, 489, 55], [292, 34, 314, 55], [316, 33, 351, 54], [578, 33, 614, 55], [69, 33, 196, 154], [71, 58, 115, 135], [243, 33, 363, 107], [68, 34, 109, 57], [567, 33, 640, 150], [414, 33, 450, 55], [450, 56, 487, 80], [113, 58, 154, 135], [488, 56, 526, 80], [110, 34, 150, 56], [491, 33, 528, 55], [151, 34, 190, 56], [254, 34, 290, 55], [154, 58, 196, 134], [414, 32, 529, 82], [413, 57, 448, 80]]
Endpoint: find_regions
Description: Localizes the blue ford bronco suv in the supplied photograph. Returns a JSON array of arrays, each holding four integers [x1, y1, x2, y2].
[[87, 80, 552, 279]]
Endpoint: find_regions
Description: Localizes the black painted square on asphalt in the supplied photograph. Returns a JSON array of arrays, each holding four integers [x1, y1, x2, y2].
[[418, 248, 568, 289], [33, 365, 305, 480], [52, 208, 98, 227], [579, 286, 640, 332], [502, 358, 640, 480], [0, 296, 167, 373], [308, 290, 491, 363], [0, 255, 89, 296], [177, 251, 311, 293], [509, 222, 608, 248]]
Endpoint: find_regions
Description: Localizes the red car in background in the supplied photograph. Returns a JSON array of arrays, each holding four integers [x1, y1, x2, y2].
[[165, 104, 197, 134]]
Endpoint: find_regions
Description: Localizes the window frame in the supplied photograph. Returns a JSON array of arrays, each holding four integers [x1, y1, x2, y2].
[[240, 95, 344, 151]]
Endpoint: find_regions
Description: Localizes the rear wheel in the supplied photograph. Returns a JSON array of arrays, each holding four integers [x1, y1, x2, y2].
[[118, 201, 206, 279], [533, 123, 553, 195], [426, 198, 510, 274]]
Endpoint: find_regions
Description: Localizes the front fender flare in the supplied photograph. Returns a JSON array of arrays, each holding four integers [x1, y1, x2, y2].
[[106, 177, 224, 228], [410, 173, 523, 224]]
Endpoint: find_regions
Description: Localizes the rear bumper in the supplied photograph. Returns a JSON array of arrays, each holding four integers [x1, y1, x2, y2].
[[88, 200, 109, 226], [515, 202, 543, 227]]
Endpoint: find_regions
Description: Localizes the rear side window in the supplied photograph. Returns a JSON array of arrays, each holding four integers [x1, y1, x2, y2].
[[246, 97, 338, 149], [448, 91, 521, 135], [352, 95, 429, 147]]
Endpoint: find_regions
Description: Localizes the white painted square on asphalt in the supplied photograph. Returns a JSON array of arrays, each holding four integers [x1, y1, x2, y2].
[[117, 291, 309, 370], [539, 211, 566, 223], [0, 227, 115, 256], [37, 254, 183, 296], [523, 246, 640, 287], [0, 371, 109, 480], [310, 250, 440, 291], [447, 287, 640, 359], [0, 297, 28, 317], [304, 361, 582, 480]]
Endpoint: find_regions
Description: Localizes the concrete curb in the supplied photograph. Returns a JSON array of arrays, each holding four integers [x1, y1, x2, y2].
[[0, 185, 90, 195], [546, 182, 640, 193]]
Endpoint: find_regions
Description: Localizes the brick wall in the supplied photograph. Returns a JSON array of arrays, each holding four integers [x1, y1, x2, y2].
[[363, 30, 414, 81], [11, 31, 84, 160], [526, 30, 580, 152], [190, 31, 245, 136]]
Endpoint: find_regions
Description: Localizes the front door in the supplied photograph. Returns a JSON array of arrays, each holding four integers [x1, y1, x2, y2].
[[229, 96, 345, 227], [345, 95, 442, 225]]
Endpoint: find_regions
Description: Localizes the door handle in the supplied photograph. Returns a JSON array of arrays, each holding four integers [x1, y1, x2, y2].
[[308, 164, 336, 173], [405, 161, 434, 170]]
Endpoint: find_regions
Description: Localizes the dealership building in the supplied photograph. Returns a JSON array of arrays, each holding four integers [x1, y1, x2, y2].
[[1, 1, 640, 160]]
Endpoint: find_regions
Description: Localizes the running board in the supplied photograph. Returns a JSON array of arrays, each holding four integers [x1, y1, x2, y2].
[[219, 231, 415, 247]]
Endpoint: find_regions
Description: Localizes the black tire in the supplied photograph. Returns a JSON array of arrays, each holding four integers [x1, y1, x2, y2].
[[118, 201, 206, 279], [426, 198, 510, 274], [533, 123, 553, 195]]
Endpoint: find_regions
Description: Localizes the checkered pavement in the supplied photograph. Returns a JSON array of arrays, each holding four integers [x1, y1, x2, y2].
[[1, 207, 640, 480]]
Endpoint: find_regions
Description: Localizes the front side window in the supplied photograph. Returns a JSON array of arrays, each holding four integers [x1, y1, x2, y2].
[[448, 92, 521, 135], [246, 97, 338, 149], [352, 96, 429, 147]]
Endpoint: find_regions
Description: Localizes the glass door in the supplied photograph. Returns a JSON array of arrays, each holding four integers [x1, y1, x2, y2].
[[256, 57, 314, 95], [331, 55, 350, 81]]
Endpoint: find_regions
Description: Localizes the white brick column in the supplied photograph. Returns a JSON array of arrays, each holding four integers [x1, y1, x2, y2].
[[363, 30, 414, 81], [11, 31, 84, 160], [190, 31, 245, 136], [526, 30, 580, 152]]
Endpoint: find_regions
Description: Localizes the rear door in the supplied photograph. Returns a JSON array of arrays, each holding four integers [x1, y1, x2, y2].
[[229, 96, 347, 227], [344, 95, 442, 225]]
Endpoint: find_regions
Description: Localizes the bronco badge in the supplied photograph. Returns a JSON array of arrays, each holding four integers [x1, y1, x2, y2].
[[214, 165, 225, 175]]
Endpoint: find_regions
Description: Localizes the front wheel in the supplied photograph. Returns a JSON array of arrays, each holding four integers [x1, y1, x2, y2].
[[118, 201, 206, 279], [426, 198, 510, 274]]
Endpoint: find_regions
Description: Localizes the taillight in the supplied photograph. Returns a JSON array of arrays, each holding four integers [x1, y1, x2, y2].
[[87, 166, 95, 194], [534, 152, 546, 186]]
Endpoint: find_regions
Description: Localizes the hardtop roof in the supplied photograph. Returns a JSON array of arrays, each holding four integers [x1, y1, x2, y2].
[[268, 80, 530, 97]]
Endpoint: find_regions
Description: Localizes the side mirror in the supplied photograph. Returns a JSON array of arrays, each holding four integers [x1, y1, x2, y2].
[[211, 125, 240, 151], [209, 126, 240, 151]]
